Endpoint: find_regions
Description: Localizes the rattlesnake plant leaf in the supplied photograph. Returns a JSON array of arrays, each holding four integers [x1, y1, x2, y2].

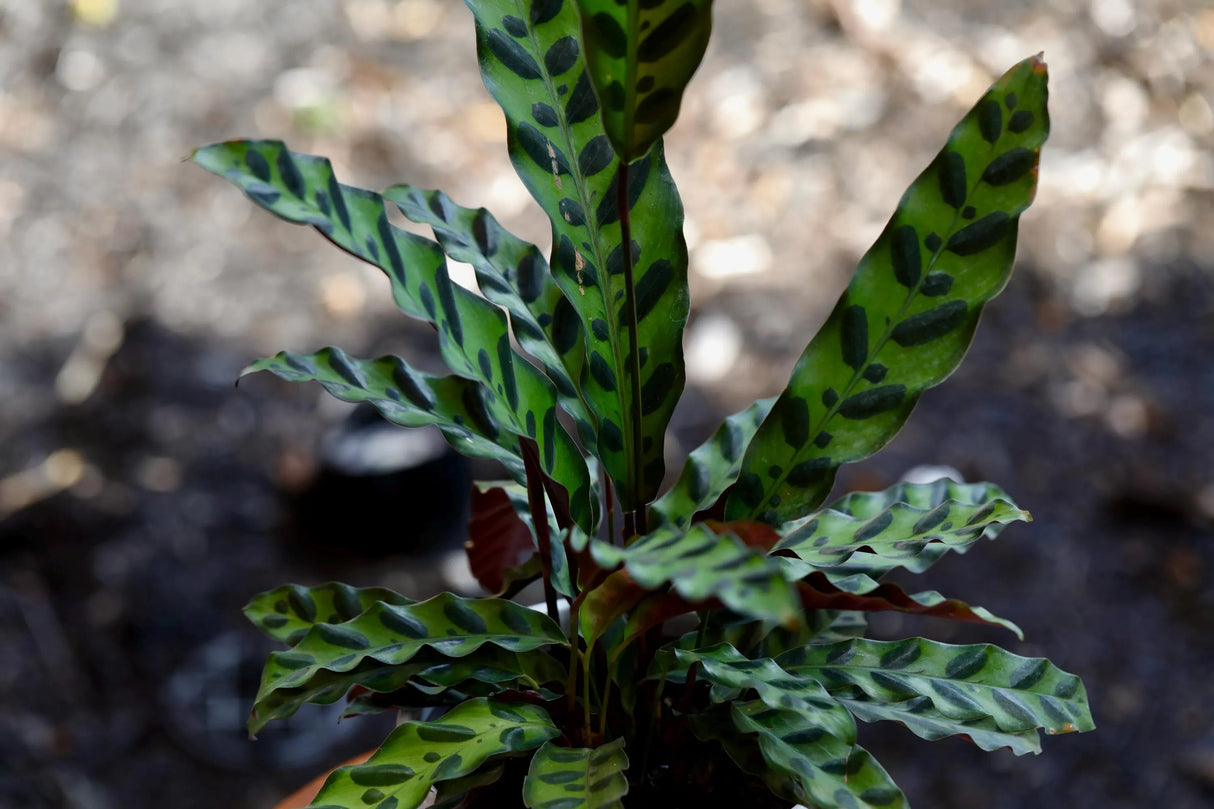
[[726, 56, 1050, 524], [251, 594, 566, 733], [432, 763, 507, 809], [308, 698, 558, 809], [590, 522, 800, 627], [778, 637, 1094, 741], [193, 140, 596, 533], [837, 695, 1041, 755], [775, 479, 1031, 578], [244, 582, 413, 646], [466, 0, 690, 509], [385, 185, 596, 450], [469, 481, 576, 597], [650, 397, 776, 530], [248, 348, 526, 481], [522, 738, 629, 809], [571, 0, 714, 161], [691, 700, 906, 809], [790, 570, 1023, 638]]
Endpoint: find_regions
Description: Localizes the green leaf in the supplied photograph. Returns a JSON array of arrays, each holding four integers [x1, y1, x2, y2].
[[590, 523, 800, 627], [523, 738, 629, 809], [778, 637, 1095, 743], [192, 139, 596, 534], [244, 582, 413, 645], [775, 479, 1031, 578], [246, 348, 526, 482], [251, 593, 566, 734], [384, 185, 597, 451], [308, 698, 559, 809], [837, 695, 1042, 756], [726, 56, 1050, 524], [692, 700, 907, 809], [571, 0, 714, 161], [650, 397, 776, 530], [467, 0, 690, 508], [432, 764, 506, 809]]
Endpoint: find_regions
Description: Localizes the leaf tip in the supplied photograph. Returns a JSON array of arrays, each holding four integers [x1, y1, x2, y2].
[[1030, 52, 1047, 74]]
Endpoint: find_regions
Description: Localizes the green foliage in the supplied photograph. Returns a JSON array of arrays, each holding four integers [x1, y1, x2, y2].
[[195, 3, 1090, 807]]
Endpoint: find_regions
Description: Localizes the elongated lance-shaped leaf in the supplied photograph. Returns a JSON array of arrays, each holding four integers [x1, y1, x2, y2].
[[590, 522, 800, 627], [778, 637, 1094, 741], [385, 184, 597, 450], [692, 700, 907, 809], [838, 695, 1042, 756], [466, 0, 690, 509], [245, 582, 413, 646], [572, 0, 714, 161], [251, 646, 562, 734], [248, 348, 526, 481], [309, 698, 559, 809], [193, 140, 596, 533], [650, 397, 776, 530], [775, 479, 1031, 578], [664, 644, 856, 744], [252, 594, 566, 731], [523, 738, 629, 809], [726, 56, 1050, 525]]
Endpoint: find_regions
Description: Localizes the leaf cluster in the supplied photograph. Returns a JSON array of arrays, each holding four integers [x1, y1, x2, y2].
[[195, 3, 1091, 808]]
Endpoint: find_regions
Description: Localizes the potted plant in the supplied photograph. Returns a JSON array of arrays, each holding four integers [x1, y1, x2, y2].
[[193, 2, 1093, 807]]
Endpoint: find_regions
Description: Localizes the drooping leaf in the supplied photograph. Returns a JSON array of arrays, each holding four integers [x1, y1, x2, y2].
[[193, 140, 597, 533], [590, 523, 800, 627], [775, 479, 1031, 577], [650, 397, 776, 529], [251, 593, 567, 733], [572, 0, 714, 161], [837, 695, 1042, 756], [523, 738, 629, 809], [247, 348, 526, 481], [726, 55, 1050, 524], [467, 0, 690, 508], [244, 582, 413, 646], [778, 637, 1095, 741], [692, 700, 907, 809], [308, 698, 559, 809], [385, 185, 596, 450]]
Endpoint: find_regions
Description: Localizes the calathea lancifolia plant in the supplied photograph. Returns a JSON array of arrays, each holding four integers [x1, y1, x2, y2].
[[194, 3, 1093, 808]]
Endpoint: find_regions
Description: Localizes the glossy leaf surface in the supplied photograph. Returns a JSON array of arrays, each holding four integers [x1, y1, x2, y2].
[[775, 479, 1031, 577], [727, 56, 1049, 524], [308, 698, 558, 809], [778, 637, 1094, 740], [572, 0, 714, 160], [523, 738, 629, 809], [245, 582, 413, 646], [467, 0, 690, 508], [839, 695, 1041, 755], [193, 140, 596, 532]]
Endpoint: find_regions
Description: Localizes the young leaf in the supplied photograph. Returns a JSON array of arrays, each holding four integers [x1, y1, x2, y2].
[[590, 522, 800, 627], [775, 478, 1031, 577], [726, 55, 1050, 524], [247, 348, 526, 481], [309, 698, 559, 809], [192, 140, 597, 533], [467, 485, 546, 596], [467, 0, 690, 508], [650, 397, 776, 529], [523, 738, 629, 809], [244, 582, 413, 646], [571, 0, 714, 161], [778, 637, 1095, 739]]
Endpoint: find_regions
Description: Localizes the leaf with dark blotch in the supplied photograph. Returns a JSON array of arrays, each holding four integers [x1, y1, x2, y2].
[[523, 739, 629, 809], [310, 699, 558, 809], [245, 582, 413, 645], [724, 55, 1049, 524]]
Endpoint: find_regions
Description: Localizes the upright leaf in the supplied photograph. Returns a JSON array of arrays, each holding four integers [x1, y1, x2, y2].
[[572, 0, 714, 161], [726, 55, 1049, 524], [466, 0, 690, 508], [523, 738, 629, 809], [309, 698, 558, 809], [244, 582, 413, 645], [192, 140, 597, 533]]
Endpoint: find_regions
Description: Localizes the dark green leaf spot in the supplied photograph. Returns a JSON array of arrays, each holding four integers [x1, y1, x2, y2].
[[379, 606, 429, 639], [778, 397, 810, 449], [862, 364, 887, 383], [978, 98, 1002, 144], [501, 15, 528, 37], [589, 352, 617, 391], [600, 420, 624, 453], [837, 385, 907, 420], [855, 509, 893, 542], [890, 301, 968, 347], [1008, 109, 1034, 133], [891, 224, 922, 288], [544, 36, 579, 76], [487, 29, 542, 80], [938, 151, 967, 210], [244, 148, 271, 183], [416, 724, 477, 743], [840, 304, 868, 370], [578, 135, 614, 176], [642, 362, 676, 413], [786, 457, 831, 487], [944, 646, 989, 680], [920, 272, 954, 297], [314, 623, 371, 650], [531, 102, 559, 128], [982, 147, 1037, 186], [588, 12, 627, 57], [530, 0, 562, 25], [349, 764, 416, 786], [565, 70, 599, 124]]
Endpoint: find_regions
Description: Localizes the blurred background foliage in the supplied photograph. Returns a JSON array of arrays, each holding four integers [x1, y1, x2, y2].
[[0, 0, 1212, 807]]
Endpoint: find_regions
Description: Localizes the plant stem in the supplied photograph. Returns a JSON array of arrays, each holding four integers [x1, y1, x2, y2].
[[519, 438, 559, 624], [617, 161, 648, 540]]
